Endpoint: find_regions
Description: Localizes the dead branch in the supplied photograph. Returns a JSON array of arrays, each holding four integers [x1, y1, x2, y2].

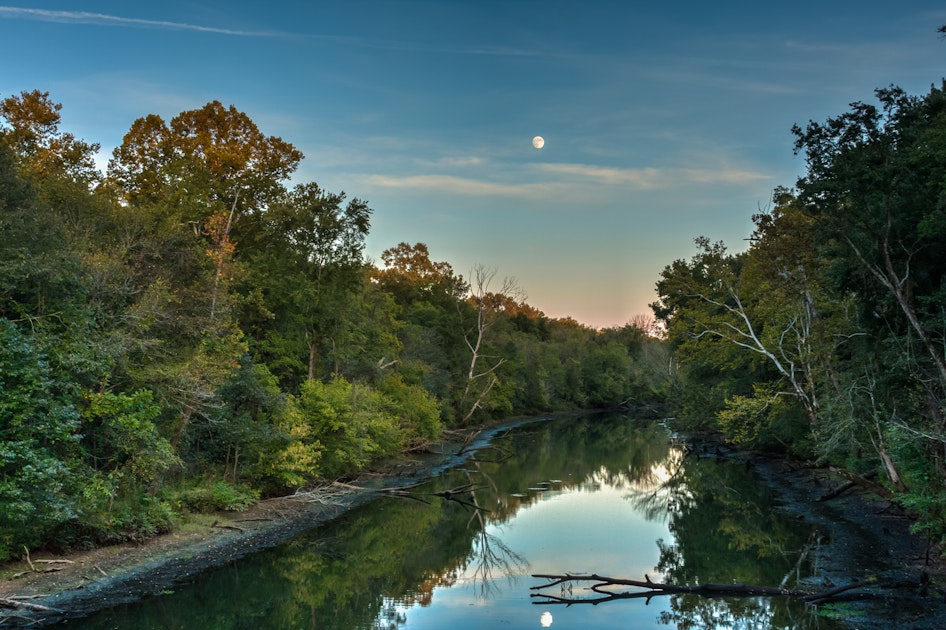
[[22, 547, 34, 573], [0, 597, 63, 613], [210, 521, 245, 533], [816, 480, 857, 502], [829, 467, 896, 500], [530, 573, 878, 605]]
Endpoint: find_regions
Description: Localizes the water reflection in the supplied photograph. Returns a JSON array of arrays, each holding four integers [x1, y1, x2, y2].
[[72, 414, 837, 630]]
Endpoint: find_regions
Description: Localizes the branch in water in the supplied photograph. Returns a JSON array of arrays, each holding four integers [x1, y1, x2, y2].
[[530, 573, 879, 605]]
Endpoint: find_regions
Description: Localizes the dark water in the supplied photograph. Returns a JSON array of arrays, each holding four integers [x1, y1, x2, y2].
[[71, 414, 840, 629]]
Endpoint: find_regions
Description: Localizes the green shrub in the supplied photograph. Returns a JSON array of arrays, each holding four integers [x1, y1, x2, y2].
[[170, 479, 260, 513]]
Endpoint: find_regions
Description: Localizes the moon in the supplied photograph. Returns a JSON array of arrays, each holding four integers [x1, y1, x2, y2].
[[532, 135, 545, 149]]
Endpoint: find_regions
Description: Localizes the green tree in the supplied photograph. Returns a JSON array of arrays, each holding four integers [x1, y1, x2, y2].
[[0, 319, 83, 559], [242, 182, 372, 383], [793, 84, 946, 509]]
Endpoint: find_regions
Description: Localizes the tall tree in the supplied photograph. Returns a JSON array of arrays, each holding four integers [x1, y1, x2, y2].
[[793, 84, 946, 492], [241, 182, 372, 384], [107, 101, 302, 447], [109, 100, 302, 215], [0, 89, 100, 185]]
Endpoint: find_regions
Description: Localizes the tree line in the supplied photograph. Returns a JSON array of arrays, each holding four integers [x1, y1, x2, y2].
[[0, 91, 668, 560], [653, 83, 946, 543]]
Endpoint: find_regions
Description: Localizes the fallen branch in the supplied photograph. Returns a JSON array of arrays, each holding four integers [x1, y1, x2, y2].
[[210, 521, 245, 533], [829, 467, 895, 501], [0, 596, 63, 613], [816, 480, 857, 502], [530, 573, 878, 605]]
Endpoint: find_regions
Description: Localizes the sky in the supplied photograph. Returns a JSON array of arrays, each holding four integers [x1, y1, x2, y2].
[[2, 2, 945, 329]]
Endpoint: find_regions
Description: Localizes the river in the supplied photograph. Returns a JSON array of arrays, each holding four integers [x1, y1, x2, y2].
[[71, 413, 843, 629]]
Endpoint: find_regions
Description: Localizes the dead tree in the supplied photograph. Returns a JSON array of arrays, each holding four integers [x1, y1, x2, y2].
[[458, 266, 523, 424]]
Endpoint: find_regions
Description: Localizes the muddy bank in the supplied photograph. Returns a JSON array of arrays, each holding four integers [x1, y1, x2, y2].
[[687, 433, 946, 629]]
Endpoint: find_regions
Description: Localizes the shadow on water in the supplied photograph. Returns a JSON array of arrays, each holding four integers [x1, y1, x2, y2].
[[70, 414, 842, 629]]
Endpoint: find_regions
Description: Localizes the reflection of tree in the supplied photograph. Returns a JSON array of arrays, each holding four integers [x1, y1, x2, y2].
[[622, 445, 687, 521], [462, 464, 529, 597], [564, 443, 831, 629], [654, 452, 825, 628]]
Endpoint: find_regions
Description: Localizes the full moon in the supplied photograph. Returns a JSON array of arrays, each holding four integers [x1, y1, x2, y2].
[[532, 135, 545, 149]]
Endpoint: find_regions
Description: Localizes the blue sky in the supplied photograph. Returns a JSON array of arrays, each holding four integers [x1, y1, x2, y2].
[[2, 2, 945, 328]]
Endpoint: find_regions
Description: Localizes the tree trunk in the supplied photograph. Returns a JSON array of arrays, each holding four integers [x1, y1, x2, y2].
[[308, 328, 318, 381]]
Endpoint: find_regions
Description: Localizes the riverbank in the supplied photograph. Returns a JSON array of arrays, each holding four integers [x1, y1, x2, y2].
[[686, 432, 946, 629], [2, 417, 944, 628], [0, 416, 553, 627]]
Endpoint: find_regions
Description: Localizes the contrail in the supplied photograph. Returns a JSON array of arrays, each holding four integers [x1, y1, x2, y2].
[[0, 6, 281, 37]]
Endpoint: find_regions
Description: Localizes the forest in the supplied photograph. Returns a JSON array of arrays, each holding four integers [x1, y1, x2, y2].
[[652, 83, 946, 548], [0, 90, 669, 560], [3, 78, 946, 563]]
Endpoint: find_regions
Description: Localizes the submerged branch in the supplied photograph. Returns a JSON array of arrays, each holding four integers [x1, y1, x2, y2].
[[530, 573, 879, 605]]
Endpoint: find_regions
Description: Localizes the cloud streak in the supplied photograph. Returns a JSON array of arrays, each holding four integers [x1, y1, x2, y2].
[[536, 163, 771, 187], [358, 162, 770, 199], [0, 6, 551, 56], [362, 174, 551, 197], [0, 6, 280, 36]]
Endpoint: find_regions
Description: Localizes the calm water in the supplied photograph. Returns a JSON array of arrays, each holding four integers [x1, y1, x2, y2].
[[71, 414, 839, 629]]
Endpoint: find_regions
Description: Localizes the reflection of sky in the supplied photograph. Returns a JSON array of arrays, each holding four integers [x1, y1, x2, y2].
[[393, 476, 674, 629]]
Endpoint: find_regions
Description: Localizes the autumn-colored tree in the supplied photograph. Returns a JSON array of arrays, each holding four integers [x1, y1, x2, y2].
[[0, 89, 100, 184]]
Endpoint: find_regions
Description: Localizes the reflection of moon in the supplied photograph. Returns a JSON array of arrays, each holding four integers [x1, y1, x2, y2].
[[532, 135, 545, 149], [540, 611, 553, 627]]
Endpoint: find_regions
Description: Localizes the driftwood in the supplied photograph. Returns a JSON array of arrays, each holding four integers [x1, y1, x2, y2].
[[379, 482, 487, 511], [531, 573, 878, 606], [0, 596, 62, 613], [210, 520, 245, 533], [816, 480, 857, 502], [829, 467, 896, 501]]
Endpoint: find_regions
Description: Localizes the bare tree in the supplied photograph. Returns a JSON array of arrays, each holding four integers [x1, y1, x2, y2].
[[458, 265, 523, 424]]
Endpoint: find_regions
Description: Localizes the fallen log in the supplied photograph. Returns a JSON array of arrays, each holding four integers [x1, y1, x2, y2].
[[530, 573, 878, 605]]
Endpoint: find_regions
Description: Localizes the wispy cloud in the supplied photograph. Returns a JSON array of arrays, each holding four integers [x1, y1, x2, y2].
[[536, 163, 770, 188], [362, 174, 552, 197], [0, 6, 280, 36], [357, 161, 770, 198]]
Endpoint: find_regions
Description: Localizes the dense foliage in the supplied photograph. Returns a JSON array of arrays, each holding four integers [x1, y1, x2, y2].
[[653, 83, 946, 542], [0, 90, 667, 559]]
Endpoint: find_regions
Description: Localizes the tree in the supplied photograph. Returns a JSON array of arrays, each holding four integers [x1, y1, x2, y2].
[[240, 182, 373, 384], [794, 84, 946, 494], [373, 243, 469, 404], [793, 85, 946, 390], [458, 266, 523, 424], [374, 242, 468, 304], [652, 219, 845, 453], [0, 89, 100, 185], [0, 319, 83, 559], [106, 101, 303, 447], [109, 100, 302, 215]]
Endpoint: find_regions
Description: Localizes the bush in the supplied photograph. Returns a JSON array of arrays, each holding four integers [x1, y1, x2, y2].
[[171, 479, 260, 513]]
